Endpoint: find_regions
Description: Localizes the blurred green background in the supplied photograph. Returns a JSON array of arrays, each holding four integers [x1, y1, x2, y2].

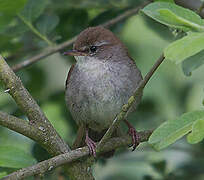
[[0, 0, 204, 179]]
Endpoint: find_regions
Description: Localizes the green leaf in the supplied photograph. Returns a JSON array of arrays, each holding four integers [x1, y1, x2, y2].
[[0, 146, 36, 168], [0, 0, 27, 31], [148, 111, 204, 150], [20, 0, 49, 22], [154, 0, 174, 3], [0, 15, 14, 33], [182, 49, 204, 76], [3, 20, 29, 36], [0, 167, 16, 178], [141, 2, 204, 32], [36, 14, 59, 35], [187, 119, 204, 144], [0, 0, 27, 15], [164, 32, 204, 63], [0, 172, 7, 178], [158, 9, 204, 32]]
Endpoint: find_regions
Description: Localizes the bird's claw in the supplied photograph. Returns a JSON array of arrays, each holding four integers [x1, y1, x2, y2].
[[128, 127, 140, 151], [85, 135, 97, 157]]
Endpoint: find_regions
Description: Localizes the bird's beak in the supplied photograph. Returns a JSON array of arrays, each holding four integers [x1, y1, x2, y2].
[[63, 50, 87, 56]]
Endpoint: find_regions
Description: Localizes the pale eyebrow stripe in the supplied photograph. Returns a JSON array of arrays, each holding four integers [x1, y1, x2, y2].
[[79, 41, 110, 50], [94, 41, 110, 46]]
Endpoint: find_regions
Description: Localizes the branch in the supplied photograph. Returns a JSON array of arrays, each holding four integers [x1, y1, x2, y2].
[[0, 111, 44, 140], [2, 130, 152, 180], [11, 0, 152, 72], [97, 54, 165, 150], [0, 111, 64, 152], [0, 55, 70, 155], [11, 36, 76, 72]]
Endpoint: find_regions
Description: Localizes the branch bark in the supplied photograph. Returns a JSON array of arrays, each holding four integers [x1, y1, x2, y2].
[[11, 0, 152, 72], [0, 111, 68, 154], [0, 111, 43, 141], [2, 130, 152, 180], [0, 55, 70, 155]]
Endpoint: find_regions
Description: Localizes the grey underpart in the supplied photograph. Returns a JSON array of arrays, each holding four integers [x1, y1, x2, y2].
[[65, 55, 142, 132]]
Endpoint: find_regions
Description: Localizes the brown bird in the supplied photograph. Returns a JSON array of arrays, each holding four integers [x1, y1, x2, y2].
[[64, 26, 142, 157]]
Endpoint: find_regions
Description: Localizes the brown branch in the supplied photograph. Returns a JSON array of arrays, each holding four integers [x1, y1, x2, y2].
[[0, 55, 70, 155], [0, 111, 44, 141], [2, 130, 152, 180], [11, 0, 152, 72], [0, 111, 65, 153], [97, 54, 165, 150]]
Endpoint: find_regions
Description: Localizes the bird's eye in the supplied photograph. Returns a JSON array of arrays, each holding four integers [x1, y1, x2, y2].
[[90, 46, 97, 53]]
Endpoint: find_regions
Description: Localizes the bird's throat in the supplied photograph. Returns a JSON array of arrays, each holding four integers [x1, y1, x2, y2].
[[74, 56, 85, 63]]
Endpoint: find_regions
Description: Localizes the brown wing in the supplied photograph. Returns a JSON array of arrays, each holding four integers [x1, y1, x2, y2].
[[65, 64, 75, 90]]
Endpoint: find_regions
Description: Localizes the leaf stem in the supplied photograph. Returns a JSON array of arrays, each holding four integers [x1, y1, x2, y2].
[[17, 14, 54, 46]]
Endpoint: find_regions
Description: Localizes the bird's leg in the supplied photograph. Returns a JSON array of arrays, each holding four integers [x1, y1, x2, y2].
[[85, 129, 97, 157], [72, 124, 86, 149], [124, 119, 140, 151]]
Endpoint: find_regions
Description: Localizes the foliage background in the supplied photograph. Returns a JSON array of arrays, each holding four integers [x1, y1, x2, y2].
[[0, 0, 204, 179]]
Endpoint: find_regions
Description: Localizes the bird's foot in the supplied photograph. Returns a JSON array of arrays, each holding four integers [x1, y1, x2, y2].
[[128, 127, 140, 151], [85, 131, 97, 157], [125, 120, 140, 151]]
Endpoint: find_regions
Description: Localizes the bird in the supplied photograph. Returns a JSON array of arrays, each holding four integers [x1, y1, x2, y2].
[[64, 26, 143, 157]]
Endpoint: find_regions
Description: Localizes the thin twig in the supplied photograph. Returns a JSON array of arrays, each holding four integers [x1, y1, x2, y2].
[[97, 54, 165, 150], [0, 55, 70, 155], [2, 130, 152, 180], [12, 0, 152, 72], [12, 37, 76, 72], [101, 0, 152, 27]]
